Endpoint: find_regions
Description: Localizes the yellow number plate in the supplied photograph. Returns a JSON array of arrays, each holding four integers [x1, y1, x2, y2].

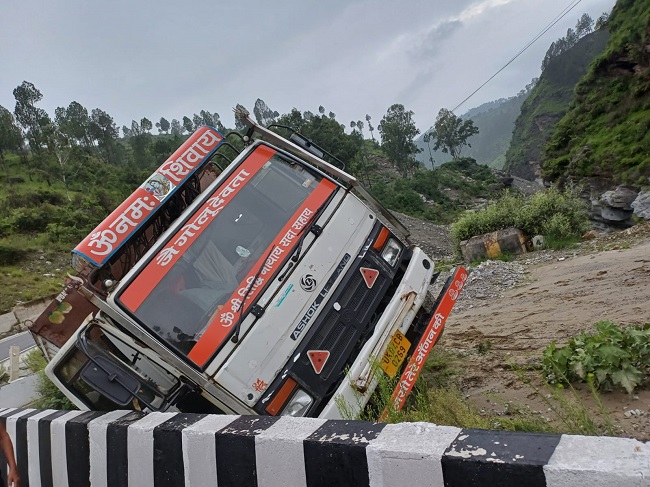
[[380, 330, 411, 378]]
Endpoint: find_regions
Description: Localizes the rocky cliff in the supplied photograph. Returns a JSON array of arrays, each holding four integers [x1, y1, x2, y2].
[[504, 29, 609, 181]]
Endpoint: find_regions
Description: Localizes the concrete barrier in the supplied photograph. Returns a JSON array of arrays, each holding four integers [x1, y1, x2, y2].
[[0, 408, 648, 486], [0, 375, 38, 408]]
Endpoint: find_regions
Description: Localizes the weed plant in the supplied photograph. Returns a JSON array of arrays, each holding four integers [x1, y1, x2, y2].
[[543, 321, 650, 394]]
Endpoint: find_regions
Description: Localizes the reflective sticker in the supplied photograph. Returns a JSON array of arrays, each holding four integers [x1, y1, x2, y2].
[[307, 350, 330, 375], [360, 267, 379, 288], [274, 283, 294, 308]]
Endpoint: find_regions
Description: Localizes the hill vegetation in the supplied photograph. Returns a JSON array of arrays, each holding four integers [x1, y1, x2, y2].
[[544, 0, 650, 186], [505, 26, 610, 180]]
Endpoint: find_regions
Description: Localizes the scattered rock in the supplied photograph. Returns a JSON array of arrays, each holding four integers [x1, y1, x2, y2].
[[532, 235, 545, 250], [624, 409, 645, 418], [582, 230, 597, 240]]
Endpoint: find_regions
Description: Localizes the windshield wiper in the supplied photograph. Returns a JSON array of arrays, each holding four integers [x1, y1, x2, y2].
[[230, 242, 277, 343], [230, 205, 327, 343]]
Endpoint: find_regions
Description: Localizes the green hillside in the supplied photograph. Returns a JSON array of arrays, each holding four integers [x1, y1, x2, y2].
[[544, 0, 650, 185], [505, 29, 609, 180]]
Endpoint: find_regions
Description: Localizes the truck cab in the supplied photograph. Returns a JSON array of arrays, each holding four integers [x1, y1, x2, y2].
[[31, 108, 441, 419]]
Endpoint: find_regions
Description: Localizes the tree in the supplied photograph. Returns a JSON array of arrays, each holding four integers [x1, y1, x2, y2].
[[565, 27, 578, 48], [595, 12, 609, 30], [366, 114, 375, 141], [422, 132, 434, 166], [253, 99, 279, 127], [156, 117, 170, 134], [182, 116, 194, 133], [128, 118, 153, 165], [0, 105, 23, 175], [40, 121, 83, 200], [55, 101, 92, 152], [428, 108, 479, 159], [427, 108, 479, 159], [89, 108, 119, 164], [192, 113, 203, 129], [13, 81, 51, 156], [350, 120, 364, 137], [575, 13, 594, 37], [378, 104, 421, 177], [170, 119, 184, 136]]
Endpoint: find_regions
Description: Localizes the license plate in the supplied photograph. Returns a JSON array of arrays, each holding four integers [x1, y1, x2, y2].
[[380, 330, 411, 378]]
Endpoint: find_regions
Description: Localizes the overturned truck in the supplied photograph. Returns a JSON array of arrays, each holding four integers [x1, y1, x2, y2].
[[29, 108, 466, 419]]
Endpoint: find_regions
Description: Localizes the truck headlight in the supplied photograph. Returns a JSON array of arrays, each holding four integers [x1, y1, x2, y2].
[[280, 389, 313, 417], [381, 238, 401, 266]]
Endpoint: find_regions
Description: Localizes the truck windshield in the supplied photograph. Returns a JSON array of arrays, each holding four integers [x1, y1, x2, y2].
[[118, 144, 337, 366]]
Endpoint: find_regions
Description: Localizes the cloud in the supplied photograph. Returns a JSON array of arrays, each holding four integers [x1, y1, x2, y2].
[[412, 20, 463, 60], [459, 0, 519, 22]]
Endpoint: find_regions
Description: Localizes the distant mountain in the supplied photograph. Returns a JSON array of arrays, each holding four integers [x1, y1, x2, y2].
[[415, 91, 531, 169], [504, 29, 609, 180]]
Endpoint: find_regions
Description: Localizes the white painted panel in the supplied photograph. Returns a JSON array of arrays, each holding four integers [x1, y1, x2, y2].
[[182, 415, 239, 487], [366, 422, 462, 487], [544, 434, 650, 487], [255, 417, 327, 487], [127, 412, 176, 486], [88, 411, 132, 487], [26, 409, 57, 487], [50, 410, 88, 487]]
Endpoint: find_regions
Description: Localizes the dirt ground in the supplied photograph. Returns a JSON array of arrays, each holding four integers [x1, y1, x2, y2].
[[436, 227, 650, 439]]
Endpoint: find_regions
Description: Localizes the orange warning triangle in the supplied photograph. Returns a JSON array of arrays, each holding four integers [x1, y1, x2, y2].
[[307, 350, 330, 374], [360, 267, 379, 288]]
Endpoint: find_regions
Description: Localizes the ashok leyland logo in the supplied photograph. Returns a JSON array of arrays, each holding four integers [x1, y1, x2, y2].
[[300, 274, 317, 292]]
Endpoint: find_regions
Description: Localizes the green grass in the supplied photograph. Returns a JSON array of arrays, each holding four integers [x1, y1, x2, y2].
[[0, 234, 70, 312], [342, 347, 619, 437]]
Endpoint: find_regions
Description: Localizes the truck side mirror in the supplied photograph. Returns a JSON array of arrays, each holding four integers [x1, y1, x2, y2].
[[80, 356, 140, 406]]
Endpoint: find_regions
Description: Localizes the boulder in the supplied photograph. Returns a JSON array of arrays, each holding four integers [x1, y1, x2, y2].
[[600, 186, 638, 210], [460, 228, 527, 262], [631, 191, 650, 220], [532, 235, 546, 250], [601, 206, 634, 222]]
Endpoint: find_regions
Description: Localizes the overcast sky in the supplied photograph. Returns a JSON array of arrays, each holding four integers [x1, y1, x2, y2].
[[0, 0, 616, 134]]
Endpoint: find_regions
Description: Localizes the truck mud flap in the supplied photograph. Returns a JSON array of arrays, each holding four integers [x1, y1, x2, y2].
[[379, 266, 468, 421]]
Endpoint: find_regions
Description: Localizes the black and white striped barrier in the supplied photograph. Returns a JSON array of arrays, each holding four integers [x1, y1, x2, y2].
[[1, 407, 648, 486]]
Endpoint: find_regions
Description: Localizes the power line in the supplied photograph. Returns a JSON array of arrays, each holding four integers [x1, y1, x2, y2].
[[451, 0, 584, 114]]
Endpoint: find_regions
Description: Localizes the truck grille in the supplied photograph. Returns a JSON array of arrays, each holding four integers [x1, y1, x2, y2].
[[301, 258, 386, 380]]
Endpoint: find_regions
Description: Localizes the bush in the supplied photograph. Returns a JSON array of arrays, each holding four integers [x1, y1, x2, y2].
[[542, 321, 650, 394], [452, 187, 589, 248]]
